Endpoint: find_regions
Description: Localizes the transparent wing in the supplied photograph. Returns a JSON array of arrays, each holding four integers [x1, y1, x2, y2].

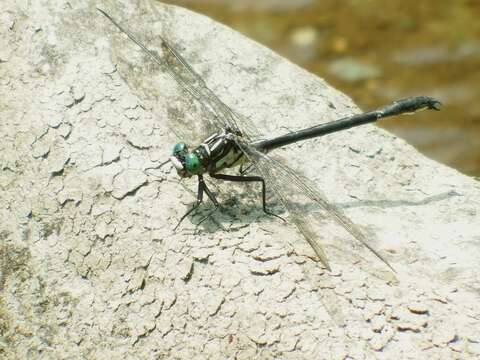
[[101, 5, 260, 145], [154, 32, 256, 140], [145, 0, 262, 141], [238, 141, 396, 280]]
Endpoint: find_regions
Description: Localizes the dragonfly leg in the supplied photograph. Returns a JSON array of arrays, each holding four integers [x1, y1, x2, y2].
[[195, 175, 220, 227], [211, 173, 286, 222], [174, 177, 204, 231], [238, 163, 254, 175], [174, 175, 222, 229]]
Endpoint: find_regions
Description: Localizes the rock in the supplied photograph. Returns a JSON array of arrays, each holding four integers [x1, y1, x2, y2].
[[192, 248, 212, 262], [366, 287, 386, 302], [48, 152, 70, 174], [111, 169, 147, 199], [468, 342, 480, 356], [390, 307, 429, 333], [102, 143, 122, 164], [449, 339, 466, 353], [58, 122, 72, 138], [1, 0, 479, 359], [396, 320, 428, 333], [408, 301, 429, 315], [205, 294, 225, 316], [249, 259, 281, 275], [31, 140, 50, 158], [370, 315, 387, 333], [363, 302, 385, 321], [432, 328, 458, 346], [464, 325, 480, 344], [369, 333, 391, 351], [276, 281, 296, 300], [178, 257, 194, 281]]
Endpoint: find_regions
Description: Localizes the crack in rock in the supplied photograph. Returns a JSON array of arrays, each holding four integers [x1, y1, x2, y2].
[[111, 169, 148, 199]]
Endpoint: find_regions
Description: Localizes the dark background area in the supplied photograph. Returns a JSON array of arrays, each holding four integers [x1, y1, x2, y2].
[[164, 0, 480, 177]]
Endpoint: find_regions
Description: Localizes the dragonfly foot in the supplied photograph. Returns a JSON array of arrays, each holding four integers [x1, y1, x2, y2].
[[264, 210, 286, 223], [174, 204, 200, 231], [195, 206, 219, 227]]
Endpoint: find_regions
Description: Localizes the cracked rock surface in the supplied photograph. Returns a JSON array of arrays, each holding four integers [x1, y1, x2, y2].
[[1, 0, 479, 359]]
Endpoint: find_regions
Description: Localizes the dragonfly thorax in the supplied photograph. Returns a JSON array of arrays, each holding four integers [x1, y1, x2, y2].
[[170, 130, 245, 178]]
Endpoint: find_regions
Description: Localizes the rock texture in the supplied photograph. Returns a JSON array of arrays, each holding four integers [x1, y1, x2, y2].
[[1, 0, 479, 359]]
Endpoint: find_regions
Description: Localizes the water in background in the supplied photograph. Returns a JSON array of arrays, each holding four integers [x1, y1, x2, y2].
[[164, 0, 480, 176]]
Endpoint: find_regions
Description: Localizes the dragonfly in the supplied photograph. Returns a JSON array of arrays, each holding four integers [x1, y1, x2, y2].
[[98, 8, 441, 272]]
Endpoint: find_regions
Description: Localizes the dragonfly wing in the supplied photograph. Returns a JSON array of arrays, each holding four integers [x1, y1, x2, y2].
[[238, 141, 395, 277], [101, 4, 261, 145], [145, 1, 262, 142]]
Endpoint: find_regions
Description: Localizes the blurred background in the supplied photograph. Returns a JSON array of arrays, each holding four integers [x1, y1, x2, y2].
[[164, 0, 480, 177]]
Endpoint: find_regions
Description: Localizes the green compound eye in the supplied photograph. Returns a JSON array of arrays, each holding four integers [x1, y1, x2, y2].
[[172, 142, 187, 155], [184, 153, 201, 174]]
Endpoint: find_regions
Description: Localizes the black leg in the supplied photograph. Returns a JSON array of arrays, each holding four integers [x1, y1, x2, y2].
[[174, 175, 221, 230], [211, 173, 286, 222], [195, 175, 220, 227], [239, 163, 254, 175], [174, 176, 204, 231]]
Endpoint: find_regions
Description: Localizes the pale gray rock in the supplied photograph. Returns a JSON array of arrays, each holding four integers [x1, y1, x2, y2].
[[111, 169, 147, 199], [1, 0, 479, 359], [249, 258, 281, 275], [408, 301, 429, 315]]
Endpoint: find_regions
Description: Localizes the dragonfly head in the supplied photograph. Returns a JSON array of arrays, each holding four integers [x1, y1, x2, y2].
[[170, 142, 203, 178]]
